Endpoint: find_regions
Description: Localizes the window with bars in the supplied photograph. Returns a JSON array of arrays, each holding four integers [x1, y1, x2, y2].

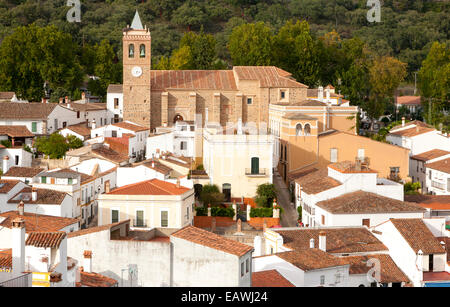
[[161, 210, 168, 227]]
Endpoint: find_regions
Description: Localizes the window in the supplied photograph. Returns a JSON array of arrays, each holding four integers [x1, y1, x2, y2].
[[114, 98, 119, 108], [280, 90, 286, 99], [251, 157, 259, 175], [321, 215, 325, 225], [429, 254, 434, 272], [295, 124, 303, 136], [180, 141, 187, 150], [247, 97, 253, 105], [186, 207, 189, 220], [320, 275, 325, 285], [63, 122, 67, 128], [140, 44, 146, 58], [330, 148, 338, 163], [447, 178, 450, 192], [304, 124, 311, 136], [362, 219, 370, 227], [15, 156, 19, 166], [41, 176, 46, 184], [128, 44, 134, 58], [111, 209, 119, 223], [77, 111, 80, 119], [68, 178, 73, 185], [136, 210, 144, 227], [112, 131, 117, 137], [31, 122, 37, 133], [241, 262, 245, 277], [358, 148, 365, 159], [161, 210, 168, 227], [390, 167, 400, 179], [246, 259, 249, 273]]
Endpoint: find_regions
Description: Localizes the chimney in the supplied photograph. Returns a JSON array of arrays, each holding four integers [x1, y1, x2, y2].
[[59, 97, 63, 104], [402, 117, 405, 127], [417, 249, 424, 272], [67, 103, 71, 109], [18, 201, 24, 216], [309, 238, 315, 249], [32, 187, 37, 202], [12, 217, 25, 274], [325, 88, 330, 101], [319, 231, 326, 252], [65, 96, 69, 104], [81, 92, 86, 101], [83, 250, 92, 273], [151, 160, 155, 168], [176, 178, 180, 188], [318, 86, 324, 102], [91, 119, 96, 130], [3, 155, 10, 174]]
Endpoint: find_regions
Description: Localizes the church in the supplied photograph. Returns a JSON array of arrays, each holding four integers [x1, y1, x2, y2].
[[120, 11, 311, 130]]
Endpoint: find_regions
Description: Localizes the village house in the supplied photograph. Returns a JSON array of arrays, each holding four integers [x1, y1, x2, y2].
[[59, 122, 92, 142], [386, 119, 450, 156], [372, 218, 448, 287], [67, 220, 253, 287], [116, 160, 173, 187], [1, 146, 33, 173], [425, 157, 450, 195], [405, 195, 450, 220], [395, 96, 422, 113], [106, 84, 123, 124], [410, 149, 450, 193], [306, 85, 350, 106], [97, 178, 194, 229], [1, 166, 45, 184], [258, 226, 410, 287], [295, 161, 424, 228], [0, 179, 28, 214]]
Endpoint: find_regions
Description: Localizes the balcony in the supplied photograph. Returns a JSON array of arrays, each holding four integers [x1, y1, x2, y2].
[[245, 168, 268, 177], [133, 220, 147, 228], [431, 180, 445, 190]]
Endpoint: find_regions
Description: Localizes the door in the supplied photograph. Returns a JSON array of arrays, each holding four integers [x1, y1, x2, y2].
[[104, 180, 110, 193], [222, 183, 231, 202], [429, 255, 433, 272], [251, 157, 259, 174]]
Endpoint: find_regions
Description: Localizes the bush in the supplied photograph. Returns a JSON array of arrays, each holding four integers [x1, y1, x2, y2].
[[195, 206, 235, 218], [195, 207, 208, 216], [250, 207, 273, 218], [199, 184, 224, 206], [255, 183, 277, 208], [0, 140, 12, 148], [404, 181, 421, 195], [297, 206, 302, 222], [196, 164, 204, 170]]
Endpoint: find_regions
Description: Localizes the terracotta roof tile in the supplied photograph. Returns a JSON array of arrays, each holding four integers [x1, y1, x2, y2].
[[328, 161, 377, 173], [0, 249, 12, 269], [62, 122, 91, 138], [390, 219, 446, 255], [8, 187, 68, 205], [275, 227, 387, 254], [389, 125, 435, 137], [294, 168, 341, 194], [68, 220, 129, 239], [107, 179, 190, 196], [80, 271, 118, 287], [0, 92, 15, 100], [252, 270, 295, 287], [396, 96, 421, 105], [68, 103, 106, 112], [342, 254, 410, 283], [92, 146, 129, 164], [411, 149, 450, 162], [404, 195, 450, 210], [25, 231, 66, 248], [3, 167, 45, 178], [171, 225, 253, 257], [426, 157, 450, 174], [276, 249, 347, 271], [0, 179, 21, 193], [111, 121, 149, 132], [0, 126, 34, 137], [316, 191, 425, 214], [0, 103, 58, 120], [0, 211, 78, 233], [150, 70, 237, 91], [234, 66, 307, 88]]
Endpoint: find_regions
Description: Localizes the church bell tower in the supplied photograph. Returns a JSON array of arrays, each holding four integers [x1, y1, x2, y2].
[[122, 10, 152, 128]]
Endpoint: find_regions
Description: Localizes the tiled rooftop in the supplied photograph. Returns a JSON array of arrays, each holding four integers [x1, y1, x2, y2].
[[0, 179, 21, 194], [390, 219, 446, 255], [328, 161, 377, 173], [107, 179, 190, 196], [0, 211, 78, 232], [0, 125, 34, 137], [315, 191, 425, 214], [276, 249, 347, 271], [8, 187, 68, 205], [111, 121, 149, 132], [410, 149, 450, 162], [426, 157, 450, 174], [79, 271, 118, 287], [252, 270, 295, 287], [3, 167, 45, 178], [404, 195, 450, 210], [26, 231, 66, 248], [294, 168, 341, 194], [0, 103, 58, 120], [171, 225, 253, 257]]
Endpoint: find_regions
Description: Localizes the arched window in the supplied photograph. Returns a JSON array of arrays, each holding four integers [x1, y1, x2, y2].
[[140, 44, 146, 58], [173, 114, 184, 123], [128, 44, 135, 58], [304, 123, 311, 136], [296, 123, 303, 136]]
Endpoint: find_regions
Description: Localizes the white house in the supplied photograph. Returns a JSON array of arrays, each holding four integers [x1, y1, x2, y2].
[[410, 149, 450, 193], [386, 120, 450, 156], [0, 179, 28, 214], [1, 166, 45, 184], [0, 102, 85, 135], [307, 85, 350, 106], [106, 84, 123, 124], [59, 122, 92, 142], [1, 148, 33, 172], [67, 221, 253, 287], [295, 161, 421, 227], [97, 178, 194, 229], [116, 161, 172, 187], [372, 218, 448, 287], [425, 157, 450, 195]]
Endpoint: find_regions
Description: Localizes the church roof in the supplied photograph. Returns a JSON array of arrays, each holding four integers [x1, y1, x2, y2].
[[131, 10, 144, 30]]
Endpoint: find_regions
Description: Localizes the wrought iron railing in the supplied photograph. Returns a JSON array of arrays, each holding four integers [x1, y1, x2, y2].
[[133, 220, 147, 228], [0, 272, 32, 287], [245, 168, 268, 176]]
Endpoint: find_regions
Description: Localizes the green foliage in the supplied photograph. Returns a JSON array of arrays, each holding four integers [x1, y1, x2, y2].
[[23, 144, 32, 153], [250, 207, 273, 218], [199, 184, 224, 206], [0, 139, 12, 148], [297, 206, 302, 222], [404, 181, 421, 195], [33, 133, 82, 159], [196, 164, 204, 170], [255, 183, 277, 208], [195, 206, 235, 217]]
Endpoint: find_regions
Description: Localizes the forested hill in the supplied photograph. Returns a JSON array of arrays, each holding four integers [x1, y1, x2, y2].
[[0, 0, 448, 74]]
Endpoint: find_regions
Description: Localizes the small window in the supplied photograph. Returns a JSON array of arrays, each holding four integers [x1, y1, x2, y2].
[[321, 215, 325, 225], [140, 44, 146, 58], [41, 176, 47, 184], [180, 141, 187, 150], [247, 97, 253, 105], [63, 122, 67, 128], [111, 209, 119, 223], [241, 262, 244, 277], [77, 111, 80, 119], [304, 124, 311, 136], [320, 275, 325, 285], [246, 259, 249, 273], [296, 124, 303, 136], [161, 210, 168, 227], [112, 131, 117, 137], [31, 122, 37, 133], [280, 91, 286, 99], [330, 148, 338, 163], [358, 148, 365, 159], [68, 178, 73, 185], [128, 44, 135, 58], [15, 156, 19, 165], [362, 218, 370, 227], [114, 98, 119, 108]]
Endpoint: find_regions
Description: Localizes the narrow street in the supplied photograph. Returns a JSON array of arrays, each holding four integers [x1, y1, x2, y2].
[[273, 171, 298, 227]]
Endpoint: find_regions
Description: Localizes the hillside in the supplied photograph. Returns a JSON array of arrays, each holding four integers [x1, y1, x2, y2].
[[0, 0, 448, 76]]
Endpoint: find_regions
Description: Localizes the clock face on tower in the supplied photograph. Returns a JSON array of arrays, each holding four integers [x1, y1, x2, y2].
[[132, 66, 142, 77]]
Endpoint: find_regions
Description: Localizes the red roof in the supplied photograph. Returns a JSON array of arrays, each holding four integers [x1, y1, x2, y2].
[[396, 96, 421, 106], [25, 231, 66, 248], [107, 179, 190, 196], [252, 270, 295, 287], [79, 271, 118, 287]]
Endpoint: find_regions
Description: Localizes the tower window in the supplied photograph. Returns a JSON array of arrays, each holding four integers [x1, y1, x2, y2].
[[129, 44, 135, 58], [140, 44, 146, 58]]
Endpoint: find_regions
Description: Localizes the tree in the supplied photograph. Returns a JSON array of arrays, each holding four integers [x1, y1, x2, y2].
[[171, 0, 208, 31], [255, 183, 277, 208], [66, 135, 84, 149], [272, 20, 320, 86], [228, 22, 273, 66], [199, 184, 225, 206], [34, 133, 69, 159], [0, 24, 83, 101]]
